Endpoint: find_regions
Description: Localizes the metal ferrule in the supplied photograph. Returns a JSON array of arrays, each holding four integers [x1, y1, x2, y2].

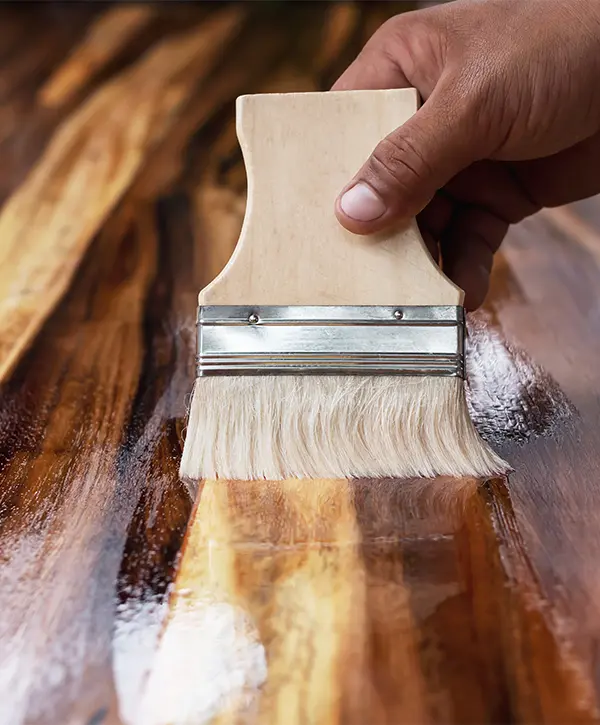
[[196, 305, 465, 378]]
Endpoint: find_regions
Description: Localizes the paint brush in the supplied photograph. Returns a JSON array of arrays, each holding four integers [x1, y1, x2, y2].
[[180, 89, 506, 481]]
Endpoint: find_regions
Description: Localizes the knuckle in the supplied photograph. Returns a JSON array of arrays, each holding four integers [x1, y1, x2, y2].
[[377, 13, 409, 39], [369, 134, 432, 195], [374, 13, 447, 92], [362, 15, 407, 56]]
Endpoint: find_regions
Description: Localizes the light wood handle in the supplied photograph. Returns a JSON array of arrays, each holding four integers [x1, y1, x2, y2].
[[200, 89, 462, 306]]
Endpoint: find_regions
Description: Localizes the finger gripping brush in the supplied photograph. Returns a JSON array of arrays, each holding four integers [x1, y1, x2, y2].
[[180, 89, 506, 481]]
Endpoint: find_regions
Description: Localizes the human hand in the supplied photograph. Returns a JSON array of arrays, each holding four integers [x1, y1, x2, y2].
[[333, 0, 600, 308]]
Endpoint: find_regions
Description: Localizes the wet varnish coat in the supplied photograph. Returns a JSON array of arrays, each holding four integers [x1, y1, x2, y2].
[[0, 3, 600, 724]]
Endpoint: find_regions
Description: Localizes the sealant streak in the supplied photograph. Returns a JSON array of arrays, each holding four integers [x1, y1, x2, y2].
[[113, 596, 169, 725], [0, 452, 122, 725], [112, 359, 195, 723], [465, 311, 576, 445], [135, 598, 267, 725], [0, 331, 193, 724]]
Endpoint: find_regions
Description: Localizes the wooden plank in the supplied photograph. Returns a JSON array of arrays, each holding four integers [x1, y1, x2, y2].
[[478, 480, 598, 724], [0, 7, 245, 385], [2, 2, 600, 722], [0, 203, 156, 725], [485, 202, 600, 704]]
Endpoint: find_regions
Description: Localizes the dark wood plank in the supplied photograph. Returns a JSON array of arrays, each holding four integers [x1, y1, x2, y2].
[[485, 204, 600, 706], [0, 6, 245, 384], [2, 2, 600, 723], [0, 203, 155, 725]]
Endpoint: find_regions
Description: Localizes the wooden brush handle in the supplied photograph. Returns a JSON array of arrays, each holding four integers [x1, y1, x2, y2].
[[200, 89, 462, 306]]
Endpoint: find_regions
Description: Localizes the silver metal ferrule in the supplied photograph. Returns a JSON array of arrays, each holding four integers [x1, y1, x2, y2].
[[196, 305, 465, 378]]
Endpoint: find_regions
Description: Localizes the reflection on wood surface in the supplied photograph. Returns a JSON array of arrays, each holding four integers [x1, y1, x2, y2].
[[148, 477, 597, 725], [0, 2, 599, 724]]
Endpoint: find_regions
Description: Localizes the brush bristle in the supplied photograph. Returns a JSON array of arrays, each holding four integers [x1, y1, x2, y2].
[[179, 376, 507, 481]]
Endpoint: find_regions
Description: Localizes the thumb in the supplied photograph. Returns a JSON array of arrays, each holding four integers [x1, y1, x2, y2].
[[335, 82, 484, 234]]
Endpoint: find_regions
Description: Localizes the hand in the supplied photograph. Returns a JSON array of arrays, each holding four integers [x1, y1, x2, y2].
[[333, 0, 600, 308]]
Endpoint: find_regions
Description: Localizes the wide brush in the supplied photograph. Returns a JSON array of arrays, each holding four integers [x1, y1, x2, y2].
[[180, 88, 506, 481]]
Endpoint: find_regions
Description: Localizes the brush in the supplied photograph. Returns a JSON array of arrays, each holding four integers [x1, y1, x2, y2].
[[180, 88, 506, 481]]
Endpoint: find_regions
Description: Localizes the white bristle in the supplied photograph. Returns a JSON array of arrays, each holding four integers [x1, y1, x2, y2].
[[179, 376, 508, 482]]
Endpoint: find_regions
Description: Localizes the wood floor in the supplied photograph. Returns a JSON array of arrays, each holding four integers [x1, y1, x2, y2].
[[0, 3, 599, 724]]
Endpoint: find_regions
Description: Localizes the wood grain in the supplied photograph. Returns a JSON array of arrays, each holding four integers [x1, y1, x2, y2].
[[486, 208, 600, 710], [154, 477, 600, 724], [1, 3, 600, 724], [39, 5, 158, 109], [0, 203, 155, 724], [0, 6, 244, 384]]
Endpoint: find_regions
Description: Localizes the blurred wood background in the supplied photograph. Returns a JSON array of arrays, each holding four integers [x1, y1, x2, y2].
[[0, 2, 600, 724]]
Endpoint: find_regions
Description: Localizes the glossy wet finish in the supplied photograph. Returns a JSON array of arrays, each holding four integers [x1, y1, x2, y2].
[[0, 3, 599, 724], [148, 477, 597, 725]]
